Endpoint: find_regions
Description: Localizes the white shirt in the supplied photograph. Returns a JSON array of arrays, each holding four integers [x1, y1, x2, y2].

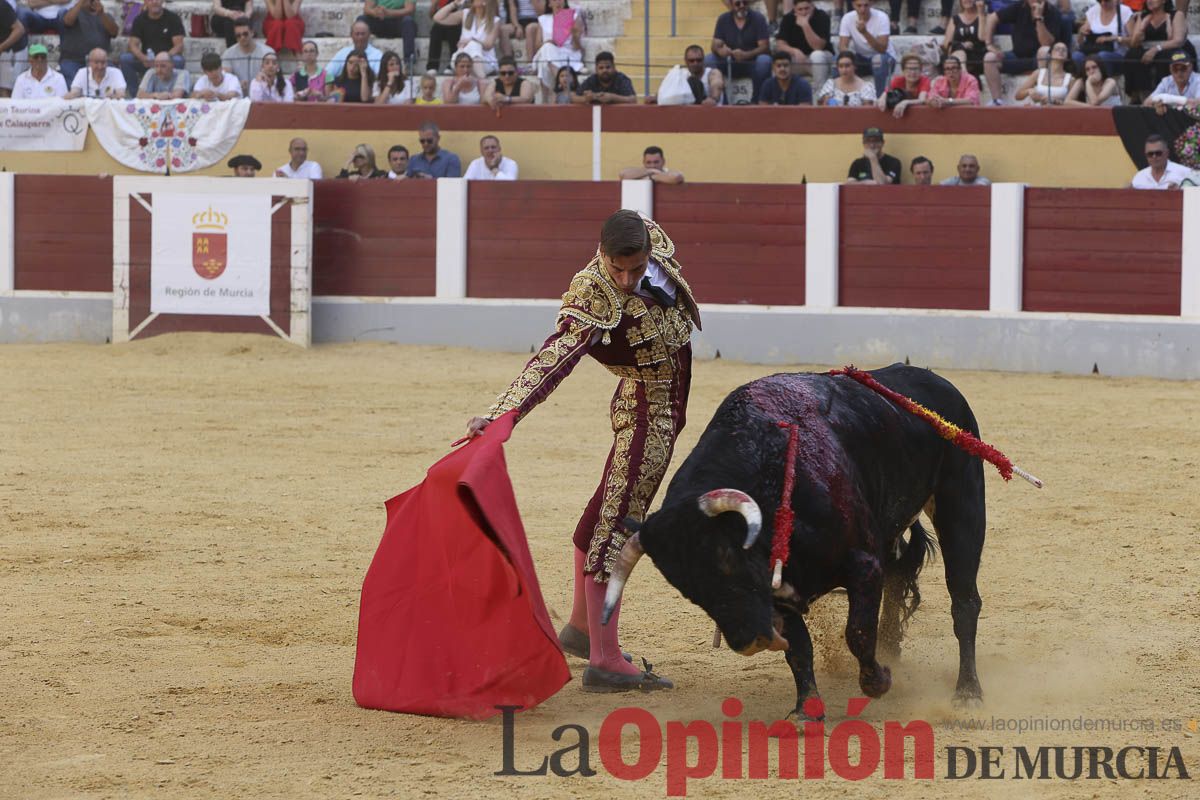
[[1150, 72, 1200, 101], [838, 9, 896, 60], [250, 77, 295, 102], [463, 155, 519, 181], [277, 160, 323, 179], [1131, 161, 1190, 189], [11, 68, 68, 99], [192, 71, 243, 98], [69, 65, 126, 98], [1084, 3, 1133, 53]]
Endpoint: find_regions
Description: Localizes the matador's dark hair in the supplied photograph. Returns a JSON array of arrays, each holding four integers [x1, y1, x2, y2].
[[600, 210, 650, 257]]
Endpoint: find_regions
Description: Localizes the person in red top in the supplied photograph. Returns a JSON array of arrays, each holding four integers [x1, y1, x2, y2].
[[877, 52, 930, 117], [465, 211, 701, 693]]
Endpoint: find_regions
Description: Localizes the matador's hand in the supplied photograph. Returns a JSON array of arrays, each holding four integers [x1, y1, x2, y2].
[[466, 416, 491, 439]]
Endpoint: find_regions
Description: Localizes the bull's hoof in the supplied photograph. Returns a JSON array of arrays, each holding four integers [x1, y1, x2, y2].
[[877, 638, 902, 662], [859, 664, 892, 698], [788, 696, 825, 722], [952, 691, 983, 709]]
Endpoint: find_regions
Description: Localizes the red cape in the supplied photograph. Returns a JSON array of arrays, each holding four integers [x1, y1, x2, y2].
[[352, 411, 570, 719]]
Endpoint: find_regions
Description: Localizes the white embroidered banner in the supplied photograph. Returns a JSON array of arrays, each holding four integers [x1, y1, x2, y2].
[[85, 98, 250, 174], [150, 193, 272, 316], [0, 99, 88, 151]]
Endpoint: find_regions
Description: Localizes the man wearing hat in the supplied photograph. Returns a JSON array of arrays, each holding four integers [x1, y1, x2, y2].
[[846, 126, 901, 185], [1148, 51, 1200, 112], [11, 43, 68, 99], [228, 154, 262, 177]]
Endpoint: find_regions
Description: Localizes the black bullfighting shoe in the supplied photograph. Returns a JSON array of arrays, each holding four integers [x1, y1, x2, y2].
[[557, 624, 632, 662], [581, 659, 674, 693]]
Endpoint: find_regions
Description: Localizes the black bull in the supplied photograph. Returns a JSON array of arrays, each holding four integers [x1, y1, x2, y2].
[[604, 364, 988, 715]]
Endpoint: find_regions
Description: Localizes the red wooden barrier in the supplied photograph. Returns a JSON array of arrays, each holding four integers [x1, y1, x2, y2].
[[653, 183, 805, 306], [312, 179, 437, 296], [14, 175, 112, 292], [1023, 189, 1182, 315], [838, 185, 990, 310], [467, 181, 620, 298]]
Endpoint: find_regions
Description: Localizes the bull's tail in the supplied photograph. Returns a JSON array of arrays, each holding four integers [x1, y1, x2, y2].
[[895, 520, 939, 629]]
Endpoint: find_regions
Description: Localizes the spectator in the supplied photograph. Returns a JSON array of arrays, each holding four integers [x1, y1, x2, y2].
[[386, 144, 409, 179], [1065, 54, 1120, 106], [529, 0, 583, 101], [427, 0, 462, 74], [572, 50, 636, 104], [759, 50, 813, 104], [137, 50, 188, 99], [223, 19, 274, 95], [1014, 41, 1072, 105], [275, 137, 324, 179], [11, 42, 66, 97], [433, 0, 500, 79], [408, 121, 462, 178], [1073, 0, 1133, 77], [119, 0, 185, 99], [228, 154, 261, 177], [1129, 133, 1188, 188], [553, 64, 578, 103], [442, 52, 484, 103], [250, 52, 294, 101], [464, 134, 519, 180], [16, 0, 67, 35], [414, 73, 441, 103], [846, 126, 901, 184], [210, 0, 252, 48], [941, 153, 990, 185], [1125, 0, 1193, 104], [1149, 51, 1200, 110], [486, 54, 534, 107], [618, 145, 685, 184], [910, 155, 934, 184], [330, 49, 373, 102], [707, 0, 771, 103], [264, 0, 305, 55], [943, 0, 987, 78], [192, 51, 242, 99], [645, 45, 723, 105], [290, 39, 329, 101], [58, 0, 117, 88], [327, 19, 383, 80], [337, 143, 388, 180], [775, 0, 834, 92], [838, 0, 897, 96], [0, 0, 25, 100], [983, 0, 1067, 105], [890, 0, 921, 35], [878, 52, 929, 116], [929, 53, 981, 106], [817, 49, 877, 105], [359, 0, 414, 66], [375, 49, 413, 104], [65, 45, 123, 97]]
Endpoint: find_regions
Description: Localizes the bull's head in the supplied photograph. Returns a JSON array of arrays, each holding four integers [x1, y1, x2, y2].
[[603, 489, 789, 656]]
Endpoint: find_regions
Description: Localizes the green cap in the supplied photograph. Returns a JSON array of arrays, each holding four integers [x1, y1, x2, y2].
[[28, 44, 49, 57], [862, 126, 884, 141]]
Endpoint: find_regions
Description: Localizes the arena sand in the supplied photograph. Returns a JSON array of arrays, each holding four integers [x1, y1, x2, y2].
[[1, 334, 1197, 799]]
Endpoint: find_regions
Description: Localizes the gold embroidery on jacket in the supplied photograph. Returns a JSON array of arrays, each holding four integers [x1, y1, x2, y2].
[[485, 317, 591, 419], [586, 379, 639, 577]]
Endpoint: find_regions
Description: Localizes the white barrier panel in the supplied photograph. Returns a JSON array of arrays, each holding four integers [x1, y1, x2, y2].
[[804, 183, 839, 309], [1182, 187, 1200, 319], [435, 178, 468, 299], [989, 183, 1025, 313], [0, 173, 13, 296], [620, 179, 654, 217]]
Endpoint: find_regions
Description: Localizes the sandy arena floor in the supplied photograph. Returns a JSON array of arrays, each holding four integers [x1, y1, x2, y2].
[[1, 334, 1197, 799]]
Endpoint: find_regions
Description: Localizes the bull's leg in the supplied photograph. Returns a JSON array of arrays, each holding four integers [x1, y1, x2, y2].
[[877, 568, 906, 662], [844, 550, 891, 698], [933, 488, 986, 706], [778, 609, 821, 720]]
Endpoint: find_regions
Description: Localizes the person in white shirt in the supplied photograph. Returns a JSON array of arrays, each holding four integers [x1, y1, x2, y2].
[[222, 19, 274, 95], [837, 0, 895, 95], [463, 134, 518, 181], [249, 52, 294, 102], [191, 52, 243, 99], [1148, 51, 1200, 112], [275, 137, 324, 179], [11, 43, 68, 98], [1129, 135, 1189, 190], [66, 46, 125, 98]]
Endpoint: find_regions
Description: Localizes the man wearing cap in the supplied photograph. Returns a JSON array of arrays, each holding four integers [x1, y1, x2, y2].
[[1148, 52, 1200, 112], [0, 0, 28, 98], [136, 50, 188, 99], [847, 127, 901, 185], [65, 46, 124, 98], [229, 154, 262, 177], [11, 43, 68, 98]]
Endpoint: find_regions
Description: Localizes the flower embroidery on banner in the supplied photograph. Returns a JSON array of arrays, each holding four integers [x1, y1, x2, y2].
[[121, 100, 224, 173]]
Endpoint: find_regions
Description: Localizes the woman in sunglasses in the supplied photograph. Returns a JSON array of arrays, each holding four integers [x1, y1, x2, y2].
[[817, 51, 876, 106], [337, 143, 389, 181]]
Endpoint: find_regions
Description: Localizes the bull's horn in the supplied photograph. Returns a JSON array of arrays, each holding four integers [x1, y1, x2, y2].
[[601, 533, 644, 625], [698, 489, 762, 550]]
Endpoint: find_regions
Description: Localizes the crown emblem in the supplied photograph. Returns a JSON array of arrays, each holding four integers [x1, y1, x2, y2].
[[192, 206, 228, 231]]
